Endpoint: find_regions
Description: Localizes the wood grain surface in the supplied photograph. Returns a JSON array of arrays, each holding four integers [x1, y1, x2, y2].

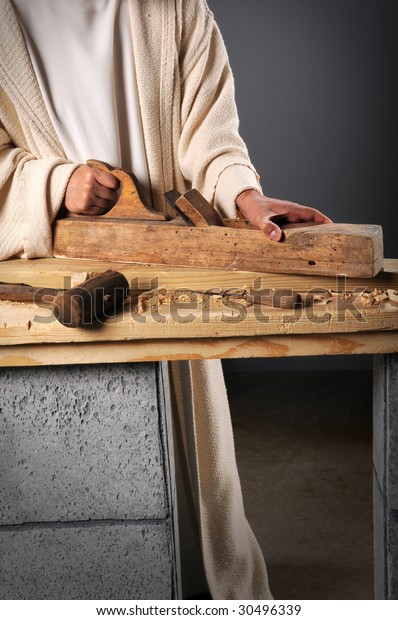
[[1, 258, 396, 291], [53, 220, 384, 278], [1, 332, 397, 367], [1, 258, 396, 351]]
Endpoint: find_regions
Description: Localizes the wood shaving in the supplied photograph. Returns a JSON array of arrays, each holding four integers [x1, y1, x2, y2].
[[137, 288, 169, 313], [71, 271, 100, 287], [387, 289, 398, 305], [170, 289, 201, 304], [359, 288, 392, 306], [136, 285, 398, 314], [305, 290, 333, 304], [137, 288, 249, 314], [221, 289, 252, 307], [71, 272, 90, 287]]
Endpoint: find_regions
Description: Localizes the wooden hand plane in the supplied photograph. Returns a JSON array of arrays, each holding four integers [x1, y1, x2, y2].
[[52, 160, 384, 277]]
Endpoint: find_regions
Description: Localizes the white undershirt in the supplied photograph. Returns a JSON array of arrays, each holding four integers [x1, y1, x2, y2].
[[13, 0, 152, 204]]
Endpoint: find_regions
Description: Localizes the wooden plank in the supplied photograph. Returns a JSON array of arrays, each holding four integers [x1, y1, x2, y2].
[[53, 219, 384, 278], [1, 258, 396, 292], [1, 331, 397, 367], [1, 293, 397, 346]]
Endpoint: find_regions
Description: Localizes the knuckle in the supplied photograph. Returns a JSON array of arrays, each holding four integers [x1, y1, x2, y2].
[[260, 222, 272, 234], [81, 192, 92, 208], [85, 169, 96, 184]]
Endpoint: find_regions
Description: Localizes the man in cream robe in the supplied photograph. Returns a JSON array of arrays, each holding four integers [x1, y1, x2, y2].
[[0, 0, 330, 600]]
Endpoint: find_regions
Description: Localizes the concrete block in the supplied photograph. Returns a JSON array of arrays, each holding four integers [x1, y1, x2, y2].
[[0, 522, 174, 600], [386, 355, 398, 509], [373, 353, 398, 600], [373, 473, 386, 599], [387, 511, 398, 599], [0, 363, 168, 524], [373, 355, 386, 494]]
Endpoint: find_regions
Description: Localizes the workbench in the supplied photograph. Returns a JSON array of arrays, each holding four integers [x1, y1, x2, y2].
[[1, 257, 398, 599]]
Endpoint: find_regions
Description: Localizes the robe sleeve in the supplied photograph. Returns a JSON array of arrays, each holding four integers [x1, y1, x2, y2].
[[0, 123, 78, 260], [177, 0, 262, 218]]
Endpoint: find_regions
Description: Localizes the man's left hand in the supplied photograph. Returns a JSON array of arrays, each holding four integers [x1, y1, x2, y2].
[[236, 189, 332, 241]]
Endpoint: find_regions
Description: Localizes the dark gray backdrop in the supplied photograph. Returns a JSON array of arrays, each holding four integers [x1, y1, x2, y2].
[[208, 0, 396, 370], [209, 0, 396, 254]]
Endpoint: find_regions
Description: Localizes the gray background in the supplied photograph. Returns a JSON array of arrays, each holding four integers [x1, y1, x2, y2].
[[209, 0, 396, 256], [208, 0, 396, 371]]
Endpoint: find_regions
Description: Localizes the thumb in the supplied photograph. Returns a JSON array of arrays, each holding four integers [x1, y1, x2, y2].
[[259, 219, 283, 241]]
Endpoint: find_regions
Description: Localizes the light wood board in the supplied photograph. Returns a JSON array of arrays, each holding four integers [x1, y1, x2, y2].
[[0, 332, 397, 367], [1, 257, 397, 349], [1, 258, 397, 291], [1, 295, 397, 346]]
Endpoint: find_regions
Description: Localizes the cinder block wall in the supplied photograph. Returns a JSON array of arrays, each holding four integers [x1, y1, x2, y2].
[[373, 354, 398, 600], [0, 362, 179, 599]]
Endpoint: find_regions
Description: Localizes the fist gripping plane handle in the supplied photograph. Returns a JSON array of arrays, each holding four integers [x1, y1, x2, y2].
[[86, 159, 166, 220]]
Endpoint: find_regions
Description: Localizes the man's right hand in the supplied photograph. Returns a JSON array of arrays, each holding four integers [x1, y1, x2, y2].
[[64, 164, 120, 215]]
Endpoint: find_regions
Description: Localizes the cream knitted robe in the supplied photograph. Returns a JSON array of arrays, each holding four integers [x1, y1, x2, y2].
[[0, 0, 272, 599]]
